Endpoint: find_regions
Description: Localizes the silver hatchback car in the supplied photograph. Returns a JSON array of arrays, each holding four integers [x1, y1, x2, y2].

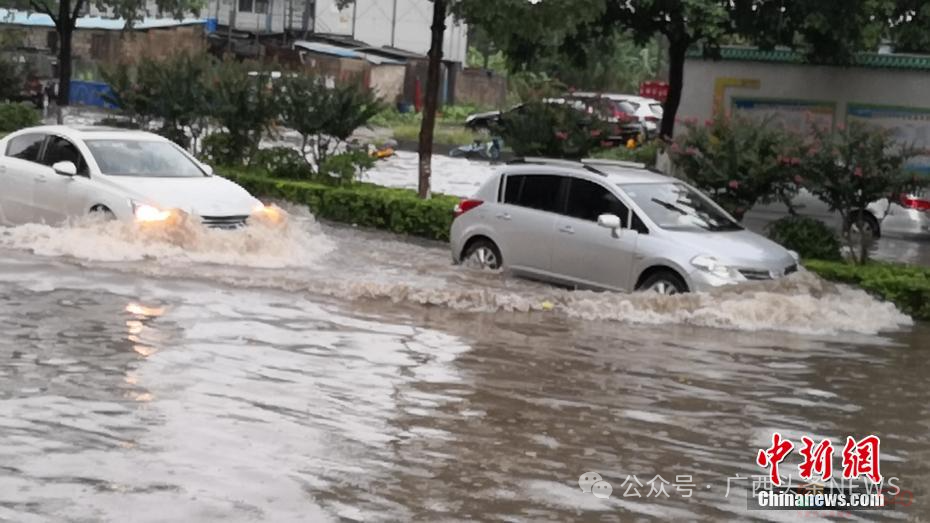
[[450, 158, 800, 294]]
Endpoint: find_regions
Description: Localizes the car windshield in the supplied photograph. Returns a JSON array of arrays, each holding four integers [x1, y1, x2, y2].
[[621, 182, 743, 232], [85, 140, 206, 177]]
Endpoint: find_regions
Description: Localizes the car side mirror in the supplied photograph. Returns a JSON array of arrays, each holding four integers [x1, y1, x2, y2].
[[200, 163, 214, 176], [52, 161, 77, 177], [597, 214, 622, 229]]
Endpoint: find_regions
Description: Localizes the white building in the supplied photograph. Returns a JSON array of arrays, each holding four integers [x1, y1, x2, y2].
[[211, 0, 467, 63]]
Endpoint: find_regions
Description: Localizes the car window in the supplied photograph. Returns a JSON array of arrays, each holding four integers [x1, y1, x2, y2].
[[618, 101, 638, 114], [41, 136, 88, 175], [565, 178, 630, 226], [503, 174, 563, 213], [649, 103, 664, 117], [6, 133, 45, 163]]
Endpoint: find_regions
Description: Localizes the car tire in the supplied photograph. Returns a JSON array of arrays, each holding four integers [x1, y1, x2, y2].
[[845, 210, 881, 240], [462, 238, 503, 270], [90, 205, 116, 220], [636, 270, 688, 295]]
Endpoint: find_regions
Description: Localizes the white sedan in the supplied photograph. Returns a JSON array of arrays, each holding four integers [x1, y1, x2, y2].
[[0, 125, 279, 229]]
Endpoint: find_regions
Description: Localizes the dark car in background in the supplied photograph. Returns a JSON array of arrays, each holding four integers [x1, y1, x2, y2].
[[464, 97, 647, 145]]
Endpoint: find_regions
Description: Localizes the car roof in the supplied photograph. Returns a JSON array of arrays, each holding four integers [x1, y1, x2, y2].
[[570, 92, 662, 104], [8, 125, 170, 143], [502, 158, 676, 185]]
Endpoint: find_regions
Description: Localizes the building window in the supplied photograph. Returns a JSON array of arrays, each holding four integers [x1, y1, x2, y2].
[[238, 0, 268, 14]]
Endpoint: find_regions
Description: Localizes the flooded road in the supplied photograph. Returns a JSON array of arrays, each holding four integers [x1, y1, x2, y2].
[[0, 213, 928, 521]]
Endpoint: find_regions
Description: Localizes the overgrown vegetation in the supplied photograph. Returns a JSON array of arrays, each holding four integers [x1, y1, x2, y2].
[[805, 260, 930, 321]]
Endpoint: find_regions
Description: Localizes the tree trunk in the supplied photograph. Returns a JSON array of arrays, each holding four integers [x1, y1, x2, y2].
[[56, 0, 73, 107], [659, 40, 688, 140], [417, 0, 447, 200]]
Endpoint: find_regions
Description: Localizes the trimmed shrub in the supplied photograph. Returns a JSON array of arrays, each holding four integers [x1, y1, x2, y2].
[[222, 169, 458, 241], [765, 216, 842, 261], [806, 260, 930, 321], [0, 102, 40, 133]]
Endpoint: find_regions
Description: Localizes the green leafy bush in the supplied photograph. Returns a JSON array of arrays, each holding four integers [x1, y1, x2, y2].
[[102, 53, 213, 147], [279, 74, 382, 171], [251, 147, 311, 179], [0, 102, 40, 133], [318, 150, 376, 186], [671, 113, 799, 221], [765, 216, 842, 261], [208, 62, 282, 165], [806, 260, 930, 320], [494, 101, 611, 159], [222, 168, 457, 241]]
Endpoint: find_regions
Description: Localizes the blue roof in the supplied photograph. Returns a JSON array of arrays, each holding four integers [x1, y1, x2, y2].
[[0, 8, 206, 30], [293, 40, 402, 65]]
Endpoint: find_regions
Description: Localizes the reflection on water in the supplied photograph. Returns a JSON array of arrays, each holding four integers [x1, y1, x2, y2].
[[0, 254, 927, 521]]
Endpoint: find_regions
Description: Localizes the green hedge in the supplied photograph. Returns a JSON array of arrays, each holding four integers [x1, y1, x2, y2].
[[222, 169, 459, 242], [806, 260, 930, 321]]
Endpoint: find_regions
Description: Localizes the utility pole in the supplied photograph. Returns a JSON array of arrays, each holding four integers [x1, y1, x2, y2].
[[351, 0, 357, 39], [390, 0, 397, 47]]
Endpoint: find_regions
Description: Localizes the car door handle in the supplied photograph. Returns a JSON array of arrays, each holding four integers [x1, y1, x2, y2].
[[558, 225, 575, 234], [496, 213, 512, 221], [36, 176, 47, 183]]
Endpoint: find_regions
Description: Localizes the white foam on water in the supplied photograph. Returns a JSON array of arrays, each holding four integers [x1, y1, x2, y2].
[[0, 209, 334, 269], [0, 212, 913, 336]]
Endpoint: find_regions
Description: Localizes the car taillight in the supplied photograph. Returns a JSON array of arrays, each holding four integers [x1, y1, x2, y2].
[[644, 115, 660, 122], [900, 193, 930, 211], [453, 199, 483, 218]]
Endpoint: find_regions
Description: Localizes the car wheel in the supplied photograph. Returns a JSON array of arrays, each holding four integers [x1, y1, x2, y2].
[[463, 238, 503, 270], [637, 270, 688, 295], [845, 211, 880, 240], [90, 205, 116, 220]]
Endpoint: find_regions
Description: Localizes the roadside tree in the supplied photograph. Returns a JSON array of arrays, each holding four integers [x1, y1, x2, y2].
[[794, 121, 921, 264]]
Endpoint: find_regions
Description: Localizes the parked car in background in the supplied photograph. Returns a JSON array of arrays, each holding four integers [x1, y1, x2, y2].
[[0, 126, 279, 229], [450, 157, 799, 294], [568, 93, 664, 138], [746, 188, 930, 240], [464, 98, 646, 145]]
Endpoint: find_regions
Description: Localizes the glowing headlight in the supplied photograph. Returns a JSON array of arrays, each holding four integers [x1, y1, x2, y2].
[[252, 202, 286, 225], [691, 255, 740, 280], [133, 203, 172, 223]]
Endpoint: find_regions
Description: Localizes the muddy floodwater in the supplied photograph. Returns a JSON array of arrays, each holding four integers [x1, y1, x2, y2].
[[0, 211, 927, 522]]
